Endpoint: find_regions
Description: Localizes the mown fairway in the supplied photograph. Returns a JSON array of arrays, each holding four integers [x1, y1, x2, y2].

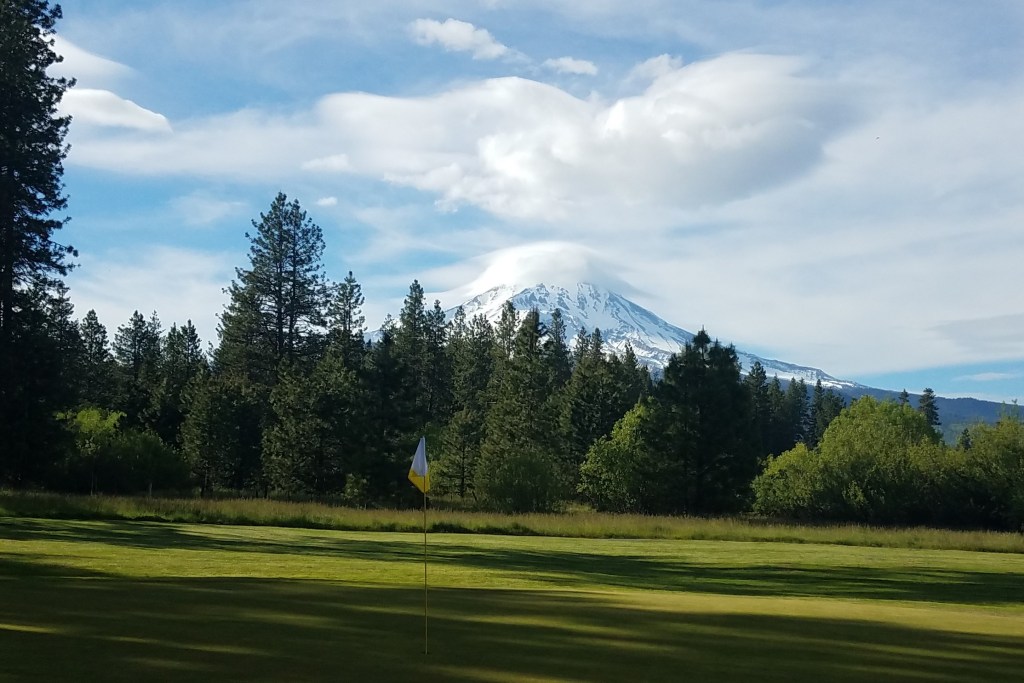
[[1, 518, 1023, 682]]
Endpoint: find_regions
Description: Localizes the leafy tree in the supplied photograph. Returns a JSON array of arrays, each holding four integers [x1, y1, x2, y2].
[[753, 397, 942, 523], [60, 407, 122, 494], [0, 0, 76, 484], [954, 413, 1024, 529], [578, 402, 654, 512]]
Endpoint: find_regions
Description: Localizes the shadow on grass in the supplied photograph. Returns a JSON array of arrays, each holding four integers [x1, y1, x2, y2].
[[0, 570, 1022, 683], [3, 518, 1023, 607]]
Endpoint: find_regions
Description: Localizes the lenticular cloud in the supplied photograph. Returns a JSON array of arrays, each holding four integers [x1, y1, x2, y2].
[[315, 53, 854, 222]]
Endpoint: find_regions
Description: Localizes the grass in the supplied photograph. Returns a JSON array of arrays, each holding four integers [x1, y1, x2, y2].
[[2, 490, 1023, 553], [2, 517, 1024, 681]]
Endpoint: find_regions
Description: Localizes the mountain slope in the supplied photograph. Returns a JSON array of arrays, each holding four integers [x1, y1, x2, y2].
[[451, 281, 860, 390]]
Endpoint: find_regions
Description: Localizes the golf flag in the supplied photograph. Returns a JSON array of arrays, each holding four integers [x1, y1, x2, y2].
[[408, 436, 430, 494]]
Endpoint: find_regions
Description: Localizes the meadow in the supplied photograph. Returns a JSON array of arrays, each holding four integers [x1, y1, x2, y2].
[[2, 501, 1024, 682]]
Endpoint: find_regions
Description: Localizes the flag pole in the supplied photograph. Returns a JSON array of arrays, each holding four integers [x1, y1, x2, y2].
[[423, 487, 428, 655]]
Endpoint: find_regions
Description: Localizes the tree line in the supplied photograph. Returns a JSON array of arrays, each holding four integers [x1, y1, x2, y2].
[[3, 2, 1021, 530]]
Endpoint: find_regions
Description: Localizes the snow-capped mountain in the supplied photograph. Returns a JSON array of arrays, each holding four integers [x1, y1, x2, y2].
[[451, 281, 861, 390]]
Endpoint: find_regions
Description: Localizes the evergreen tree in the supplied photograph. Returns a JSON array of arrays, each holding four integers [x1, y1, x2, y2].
[[393, 280, 432, 426], [181, 374, 264, 495], [559, 329, 630, 493], [745, 361, 771, 456], [784, 378, 810, 446], [113, 310, 163, 429], [644, 329, 756, 513], [326, 270, 366, 367], [0, 0, 77, 484], [918, 387, 940, 427], [476, 310, 562, 512], [424, 299, 452, 423], [898, 389, 910, 407], [542, 308, 572, 390], [78, 309, 117, 408], [216, 193, 329, 380], [808, 379, 845, 449], [361, 329, 418, 502], [43, 280, 83, 408], [151, 321, 206, 446], [264, 348, 367, 495], [437, 313, 494, 499]]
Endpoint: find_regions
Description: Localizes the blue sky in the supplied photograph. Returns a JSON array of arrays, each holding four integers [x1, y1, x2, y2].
[[49, 0, 1023, 403]]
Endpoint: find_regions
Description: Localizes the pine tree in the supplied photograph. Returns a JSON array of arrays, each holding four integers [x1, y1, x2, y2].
[[113, 311, 163, 430], [808, 379, 845, 449], [437, 313, 494, 498], [917, 387, 940, 427], [151, 321, 206, 446], [0, 1, 77, 484], [542, 308, 572, 391], [264, 348, 367, 495], [327, 270, 366, 367], [476, 310, 562, 512], [181, 374, 264, 495], [216, 193, 329, 380], [645, 329, 756, 513], [78, 309, 117, 408], [745, 361, 771, 456]]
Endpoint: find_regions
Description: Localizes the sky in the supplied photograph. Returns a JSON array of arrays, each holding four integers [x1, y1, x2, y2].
[[48, 0, 1024, 403]]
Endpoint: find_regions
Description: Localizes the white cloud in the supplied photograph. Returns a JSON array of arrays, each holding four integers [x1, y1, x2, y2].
[[49, 36, 132, 86], [409, 18, 510, 60], [68, 246, 233, 348], [65, 53, 851, 223], [627, 54, 683, 83], [61, 89, 171, 132], [170, 192, 247, 227], [543, 57, 598, 75], [954, 372, 1022, 383], [437, 241, 641, 304], [302, 154, 352, 172], [316, 196, 339, 207]]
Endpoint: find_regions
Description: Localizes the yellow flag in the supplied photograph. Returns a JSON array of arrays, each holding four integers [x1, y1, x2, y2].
[[408, 437, 430, 494]]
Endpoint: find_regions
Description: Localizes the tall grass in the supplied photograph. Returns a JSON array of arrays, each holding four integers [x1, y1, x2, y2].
[[1, 490, 1021, 553]]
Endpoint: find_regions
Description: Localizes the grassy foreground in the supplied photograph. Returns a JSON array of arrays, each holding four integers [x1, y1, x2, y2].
[[3, 490, 1023, 553], [1, 517, 1023, 682]]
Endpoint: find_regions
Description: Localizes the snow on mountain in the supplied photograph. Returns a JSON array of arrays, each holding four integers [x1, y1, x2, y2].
[[451, 281, 861, 390]]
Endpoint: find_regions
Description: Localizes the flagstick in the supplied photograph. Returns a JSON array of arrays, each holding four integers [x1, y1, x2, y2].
[[423, 488, 428, 655]]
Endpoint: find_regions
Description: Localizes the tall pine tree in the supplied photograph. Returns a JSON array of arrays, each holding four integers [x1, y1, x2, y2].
[[0, 0, 77, 484]]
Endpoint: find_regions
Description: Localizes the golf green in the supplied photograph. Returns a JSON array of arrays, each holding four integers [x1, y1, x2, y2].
[[2, 518, 1022, 681]]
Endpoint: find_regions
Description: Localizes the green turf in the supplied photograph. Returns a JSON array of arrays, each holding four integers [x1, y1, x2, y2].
[[2, 518, 1023, 682]]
